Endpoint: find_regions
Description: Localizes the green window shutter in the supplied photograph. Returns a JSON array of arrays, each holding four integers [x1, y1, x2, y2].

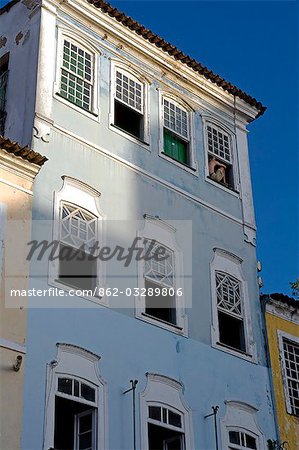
[[163, 129, 188, 164]]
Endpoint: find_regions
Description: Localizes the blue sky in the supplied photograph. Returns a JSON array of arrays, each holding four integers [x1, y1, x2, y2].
[[1, 0, 298, 295]]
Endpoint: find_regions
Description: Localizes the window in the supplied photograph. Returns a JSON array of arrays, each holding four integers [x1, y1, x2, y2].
[[50, 177, 104, 299], [162, 97, 190, 166], [136, 215, 187, 334], [144, 240, 176, 325], [43, 343, 107, 450], [55, 376, 97, 450], [228, 430, 257, 449], [206, 123, 235, 189], [221, 401, 264, 450], [58, 202, 98, 290], [216, 271, 246, 352], [140, 373, 194, 450], [113, 68, 144, 140], [59, 39, 93, 111], [210, 249, 255, 360], [281, 337, 299, 416], [0, 53, 9, 135]]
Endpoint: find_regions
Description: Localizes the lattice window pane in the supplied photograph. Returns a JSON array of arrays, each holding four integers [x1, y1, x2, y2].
[[216, 272, 242, 316], [115, 70, 143, 113], [207, 124, 231, 163], [60, 203, 97, 250], [60, 40, 93, 111], [163, 99, 188, 139], [144, 241, 174, 287], [283, 339, 299, 416]]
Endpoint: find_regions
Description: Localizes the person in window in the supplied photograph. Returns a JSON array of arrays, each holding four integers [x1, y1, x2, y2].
[[209, 157, 227, 183]]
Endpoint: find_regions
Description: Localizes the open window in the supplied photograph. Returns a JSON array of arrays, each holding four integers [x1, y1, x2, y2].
[[58, 202, 98, 290], [206, 123, 235, 189], [0, 52, 9, 135], [210, 249, 255, 360], [113, 67, 145, 140], [50, 177, 104, 298], [162, 97, 191, 167], [43, 343, 107, 450], [144, 240, 176, 326], [216, 271, 246, 352], [136, 215, 187, 334], [140, 373, 193, 450], [148, 405, 184, 450], [54, 377, 97, 450]]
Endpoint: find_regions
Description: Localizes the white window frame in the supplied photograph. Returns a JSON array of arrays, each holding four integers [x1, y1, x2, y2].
[[43, 343, 107, 450], [140, 373, 194, 450], [136, 215, 187, 335], [221, 401, 265, 450], [54, 27, 100, 119], [49, 176, 107, 305], [109, 60, 150, 146], [210, 248, 256, 362], [203, 116, 240, 195], [277, 330, 299, 416], [158, 91, 197, 175]]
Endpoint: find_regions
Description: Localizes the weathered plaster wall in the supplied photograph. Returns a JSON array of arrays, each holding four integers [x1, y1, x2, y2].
[[0, 1, 40, 145], [266, 312, 299, 449]]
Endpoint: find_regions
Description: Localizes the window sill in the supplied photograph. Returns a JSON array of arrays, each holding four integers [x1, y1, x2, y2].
[[47, 278, 108, 307], [212, 341, 256, 363], [206, 176, 240, 197], [109, 123, 150, 149], [160, 152, 198, 176], [137, 312, 187, 336], [54, 93, 99, 121]]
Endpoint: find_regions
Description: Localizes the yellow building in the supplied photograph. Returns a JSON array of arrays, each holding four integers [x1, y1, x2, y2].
[[263, 293, 299, 450], [0, 136, 46, 450]]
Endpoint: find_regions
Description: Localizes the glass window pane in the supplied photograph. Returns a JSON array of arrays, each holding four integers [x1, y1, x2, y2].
[[58, 377, 73, 395], [81, 383, 96, 402], [148, 406, 161, 421]]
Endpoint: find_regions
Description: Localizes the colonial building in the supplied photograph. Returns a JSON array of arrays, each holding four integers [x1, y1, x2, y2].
[[262, 294, 299, 450], [0, 136, 46, 450], [1, 0, 278, 449]]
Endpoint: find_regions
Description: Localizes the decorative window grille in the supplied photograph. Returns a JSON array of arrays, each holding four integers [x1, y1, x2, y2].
[[207, 124, 231, 163], [60, 203, 97, 251], [215, 271, 246, 352], [228, 430, 257, 449], [115, 69, 143, 113], [60, 40, 93, 111], [57, 377, 96, 404], [216, 272, 242, 317], [163, 99, 188, 139], [282, 338, 299, 416], [144, 241, 174, 288], [148, 405, 182, 429]]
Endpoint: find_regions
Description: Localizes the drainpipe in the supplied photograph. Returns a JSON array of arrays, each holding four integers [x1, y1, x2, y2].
[[123, 379, 138, 450], [260, 294, 281, 445]]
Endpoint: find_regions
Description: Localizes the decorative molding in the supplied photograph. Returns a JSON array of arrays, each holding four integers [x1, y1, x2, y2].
[[266, 300, 299, 324], [0, 337, 26, 354], [0, 148, 41, 181]]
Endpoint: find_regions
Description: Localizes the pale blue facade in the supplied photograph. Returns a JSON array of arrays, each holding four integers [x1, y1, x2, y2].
[[0, 1, 278, 449]]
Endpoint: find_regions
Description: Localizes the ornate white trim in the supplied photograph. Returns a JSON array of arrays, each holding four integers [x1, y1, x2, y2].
[[43, 342, 108, 450], [140, 372, 194, 450], [210, 248, 257, 362], [221, 400, 265, 450]]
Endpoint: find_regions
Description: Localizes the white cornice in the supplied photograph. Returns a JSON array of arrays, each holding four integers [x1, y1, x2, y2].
[[266, 300, 299, 325], [0, 149, 41, 182], [43, 0, 259, 123]]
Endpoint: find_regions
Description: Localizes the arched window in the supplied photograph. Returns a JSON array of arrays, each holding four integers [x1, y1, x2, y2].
[[210, 248, 256, 361], [205, 121, 237, 190], [221, 401, 265, 450], [50, 176, 104, 299], [43, 343, 107, 450], [111, 62, 149, 142], [140, 373, 194, 450], [136, 215, 187, 334], [160, 94, 196, 171]]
